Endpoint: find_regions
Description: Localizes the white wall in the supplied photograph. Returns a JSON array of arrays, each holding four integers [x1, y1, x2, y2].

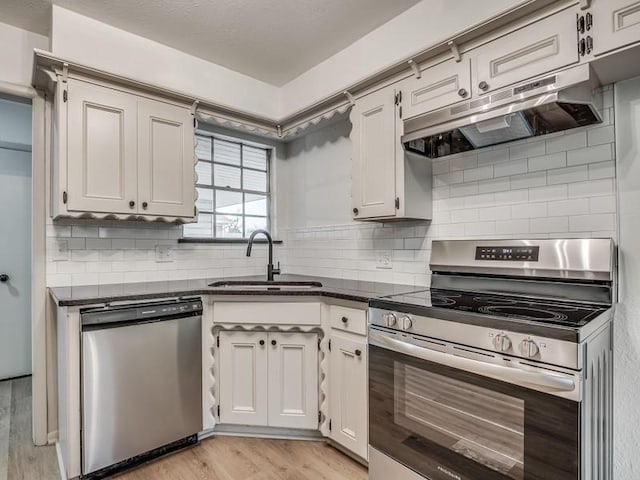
[[0, 21, 48, 87], [50, 6, 282, 119], [0, 97, 32, 146], [613, 77, 640, 480], [280, 88, 616, 286], [280, 0, 526, 115]]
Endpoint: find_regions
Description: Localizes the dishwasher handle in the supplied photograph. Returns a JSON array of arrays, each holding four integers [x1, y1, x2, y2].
[[81, 298, 203, 328]]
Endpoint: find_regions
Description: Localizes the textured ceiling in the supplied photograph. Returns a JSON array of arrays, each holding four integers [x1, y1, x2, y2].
[[0, 0, 421, 85]]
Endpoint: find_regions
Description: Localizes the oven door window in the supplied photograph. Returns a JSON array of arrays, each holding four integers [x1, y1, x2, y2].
[[369, 344, 579, 480]]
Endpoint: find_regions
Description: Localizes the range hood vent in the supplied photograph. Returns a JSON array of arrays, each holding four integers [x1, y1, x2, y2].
[[403, 65, 602, 159]]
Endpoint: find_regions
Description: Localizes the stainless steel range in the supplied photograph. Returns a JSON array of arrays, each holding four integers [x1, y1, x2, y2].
[[368, 239, 614, 480]]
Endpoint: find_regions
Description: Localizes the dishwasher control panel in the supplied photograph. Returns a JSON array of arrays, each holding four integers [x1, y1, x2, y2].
[[81, 298, 203, 328]]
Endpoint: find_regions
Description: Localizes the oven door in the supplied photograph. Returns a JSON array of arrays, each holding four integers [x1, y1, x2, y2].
[[369, 326, 581, 480]]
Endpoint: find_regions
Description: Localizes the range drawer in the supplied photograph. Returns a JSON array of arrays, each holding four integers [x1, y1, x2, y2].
[[330, 305, 367, 335]]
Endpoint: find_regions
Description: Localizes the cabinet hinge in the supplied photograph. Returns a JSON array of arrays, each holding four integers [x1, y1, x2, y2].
[[63, 89, 68, 102], [395, 197, 400, 210], [328, 339, 331, 352], [318, 411, 322, 423], [217, 405, 221, 417], [194, 206, 197, 217], [318, 338, 321, 351], [399, 106, 403, 119], [62, 191, 67, 204], [216, 335, 220, 348], [329, 419, 332, 431]]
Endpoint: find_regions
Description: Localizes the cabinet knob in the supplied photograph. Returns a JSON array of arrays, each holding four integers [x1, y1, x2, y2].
[[271, 339, 277, 346], [478, 81, 489, 91], [352, 207, 359, 215], [355, 349, 362, 357], [341, 316, 348, 323], [142, 202, 148, 209], [259, 340, 265, 346], [0, 274, 8, 283], [458, 88, 468, 98], [129, 201, 135, 208]]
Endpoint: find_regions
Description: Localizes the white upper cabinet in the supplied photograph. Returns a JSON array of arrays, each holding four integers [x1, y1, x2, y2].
[[66, 80, 138, 214], [267, 332, 318, 430], [56, 77, 196, 221], [138, 100, 195, 218], [400, 58, 472, 119], [591, 0, 640, 56], [350, 86, 398, 219], [350, 85, 432, 222], [471, 8, 579, 95]]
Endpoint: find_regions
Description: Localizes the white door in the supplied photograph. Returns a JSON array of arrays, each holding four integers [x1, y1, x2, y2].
[[592, 0, 640, 56], [329, 334, 368, 459], [267, 332, 318, 429], [218, 330, 268, 426], [0, 99, 32, 379], [350, 87, 398, 219], [137, 99, 195, 218], [400, 58, 472, 119], [66, 79, 138, 214], [472, 8, 579, 95]]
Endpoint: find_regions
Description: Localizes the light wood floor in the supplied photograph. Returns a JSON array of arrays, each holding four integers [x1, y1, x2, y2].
[[115, 436, 368, 480], [1, 376, 367, 480], [0, 376, 59, 480]]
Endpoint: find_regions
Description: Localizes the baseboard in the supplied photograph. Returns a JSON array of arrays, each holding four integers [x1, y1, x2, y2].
[[208, 424, 324, 441], [55, 442, 67, 480], [327, 439, 368, 467]]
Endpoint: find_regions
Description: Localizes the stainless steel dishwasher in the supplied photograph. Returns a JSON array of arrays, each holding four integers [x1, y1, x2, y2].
[[81, 298, 203, 477]]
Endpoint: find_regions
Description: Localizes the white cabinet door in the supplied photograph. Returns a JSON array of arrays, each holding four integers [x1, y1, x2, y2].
[[400, 59, 472, 119], [137, 99, 195, 218], [592, 0, 640, 56], [329, 334, 368, 460], [267, 332, 318, 429], [350, 86, 398, 219], [472, 9, 579, 95], [66, 79, 138, 214], [219, 330, 268, 426]]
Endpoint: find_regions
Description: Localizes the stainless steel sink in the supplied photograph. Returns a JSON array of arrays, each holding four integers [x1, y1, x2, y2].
[[208, 281, 323, 290]]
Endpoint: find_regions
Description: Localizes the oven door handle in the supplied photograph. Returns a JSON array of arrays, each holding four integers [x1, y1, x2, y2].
[[370, 331, 576, 392]]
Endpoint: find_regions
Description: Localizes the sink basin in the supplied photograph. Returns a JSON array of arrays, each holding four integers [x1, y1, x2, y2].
[[209, 281, 323, 290]]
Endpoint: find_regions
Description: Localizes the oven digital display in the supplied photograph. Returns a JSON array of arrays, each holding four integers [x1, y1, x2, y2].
[[475, 246, 540, 261]]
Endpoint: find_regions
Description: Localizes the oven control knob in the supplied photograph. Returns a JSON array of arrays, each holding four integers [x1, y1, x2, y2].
[[384, 312, 397, 327], [519, 339, 540, 358], [492, 334, 511, 352], [400, 315, 413, 330]]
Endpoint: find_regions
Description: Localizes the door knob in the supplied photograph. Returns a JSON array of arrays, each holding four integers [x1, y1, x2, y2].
[[0, 274, 8, 283], [355, 349, 362, 357], [352, 207, 359, 215], [341, 316, 348, 323], [458, 88, 468, 97], [271, 339, 277, 346], [142, 202, 148, 209], [129, 201, 135, 208], [259, 340, 265, 346], [478, 81, 489, 91]]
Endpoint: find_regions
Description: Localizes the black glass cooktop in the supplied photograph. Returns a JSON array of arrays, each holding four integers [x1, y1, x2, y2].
[[376, 288, 608, 328]]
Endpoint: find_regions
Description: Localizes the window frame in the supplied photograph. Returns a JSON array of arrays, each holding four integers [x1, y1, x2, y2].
[[184, 133, 272, 240]]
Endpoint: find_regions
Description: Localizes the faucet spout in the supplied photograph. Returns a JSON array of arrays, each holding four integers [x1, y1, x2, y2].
[[246, 230, 280, 281]]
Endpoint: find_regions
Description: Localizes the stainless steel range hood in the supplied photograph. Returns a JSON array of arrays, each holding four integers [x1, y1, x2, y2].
[[403, 65, 602, 159]]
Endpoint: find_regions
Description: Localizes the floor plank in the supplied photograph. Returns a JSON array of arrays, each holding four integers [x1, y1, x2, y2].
[[114, 436, 368, 480], [6, 377, 58, 480], [0, 381, 12, 480]]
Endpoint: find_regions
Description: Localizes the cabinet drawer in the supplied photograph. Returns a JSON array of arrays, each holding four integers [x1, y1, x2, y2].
[[472, 8, 578, 95], [330, 305, 367, 335], [213, 302, 321, 326]]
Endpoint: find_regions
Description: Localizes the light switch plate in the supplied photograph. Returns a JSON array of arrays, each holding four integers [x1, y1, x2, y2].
[[53, 239, 69, 262], [155, 245, 174, 263], [376, 250, 393, 269]]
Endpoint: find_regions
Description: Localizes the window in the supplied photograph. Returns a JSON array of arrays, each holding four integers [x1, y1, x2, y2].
[[183, 134, 271, 239]]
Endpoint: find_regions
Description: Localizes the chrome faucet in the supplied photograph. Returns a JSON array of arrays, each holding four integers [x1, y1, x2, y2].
[[246, 229, 280, 281]]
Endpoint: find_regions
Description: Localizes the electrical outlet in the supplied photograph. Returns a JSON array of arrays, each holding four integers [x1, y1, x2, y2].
[[155, 245, 174, 263], [53, 239, 69, 262], [376, 250, 393, 269]]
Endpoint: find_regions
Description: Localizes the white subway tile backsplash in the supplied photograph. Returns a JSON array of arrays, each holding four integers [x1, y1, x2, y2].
[[588, 125, 615, 146], [547, 165, 589, 185], [463, 166, 493, 182], [568, 178, 614, 198], [569, 214, 615, 232], [477, 148, 509, 166], [528, 152, 566, 172], [530, 216, 569, 233], [478, 177, 510, 193], [588, 161, 615, 180], [547, 198, 589, 217], [529, 184, 568, 202], [567, 144, 613, 166], [508, 141, 545, 160], [589, 195, 616, 214], [495, 219, 530, 235], [546, 131, 587, 154], [494, 159, 528, 177], [510, 172, 546, 190], [511, 202, 547, 219]]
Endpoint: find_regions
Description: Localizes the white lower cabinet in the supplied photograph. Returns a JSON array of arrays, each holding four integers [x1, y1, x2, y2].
[[329, 333, 368, 460], [218, 330, 318, 430]]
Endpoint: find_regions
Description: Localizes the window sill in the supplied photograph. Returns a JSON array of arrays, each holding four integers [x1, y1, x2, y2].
[[178, 238, 283, 245]]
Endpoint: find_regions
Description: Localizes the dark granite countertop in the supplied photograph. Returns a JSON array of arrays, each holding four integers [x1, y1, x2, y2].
[[49, 274, 423, 307]]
